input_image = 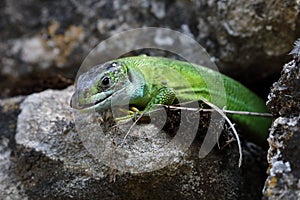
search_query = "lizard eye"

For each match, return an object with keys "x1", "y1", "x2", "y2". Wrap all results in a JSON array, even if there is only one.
[{"x1": 101, "y1": 76, "x2": 111, "y2": 87}]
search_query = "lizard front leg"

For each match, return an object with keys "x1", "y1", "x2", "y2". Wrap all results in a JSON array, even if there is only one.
[
  {"x1": 145, "y1": 87, "x2": 176, "y2": 110},
  {"x1": 115, "y1": 87, "x2": 175, "y2": 122}
]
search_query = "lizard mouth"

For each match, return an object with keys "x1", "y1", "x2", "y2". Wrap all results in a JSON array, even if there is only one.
[
  {"x1": 70, "y1": 92, "x2": 113, "y2": 111},
  {"x1": 92, "y1": 93, "x2": 113, "y2": 107}
]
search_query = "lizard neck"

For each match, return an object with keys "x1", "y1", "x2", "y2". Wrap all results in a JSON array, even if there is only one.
[{"x1": 126, "y1": 67, "x2": 152, "y2": 108}]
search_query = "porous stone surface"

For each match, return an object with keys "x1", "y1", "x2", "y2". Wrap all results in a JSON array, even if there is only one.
[
  {"x1": 0, "y1": 97, "x2": 27, "y2": 200},
  {"x1": 263, "y1": 40, "x2": 300, "y2": 199}
]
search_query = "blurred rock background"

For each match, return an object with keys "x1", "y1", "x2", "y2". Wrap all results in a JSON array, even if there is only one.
[{"x1": 0, "y1": 0, "x2": 299, "y2": 98}]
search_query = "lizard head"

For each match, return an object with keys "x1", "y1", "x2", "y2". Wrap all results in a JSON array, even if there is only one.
[{"x1": 70, "y1": 60, "x2": 131, "y2": 112}]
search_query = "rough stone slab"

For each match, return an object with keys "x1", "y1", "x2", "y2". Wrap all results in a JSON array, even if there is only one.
[
  {"x1": 0, "y1": 96, "x2": 28, "y2": 200},
  {"x1": 263, "y1": 41, "x2": 300, "y2": 199},
  {"x1": 2, "y1": 86, "x2": 267, "y2": 199}
]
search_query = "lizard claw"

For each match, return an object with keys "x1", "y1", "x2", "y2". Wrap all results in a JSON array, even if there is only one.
[
  {"x1": 118, "y1": 106, "x2": 140, "y2": 115},
  {"x1": 130, "y1": 106, "x2": 140, "y2": 113},
  {"x1": 114, "y1": 107, "x2": 141, "y2": 122}
]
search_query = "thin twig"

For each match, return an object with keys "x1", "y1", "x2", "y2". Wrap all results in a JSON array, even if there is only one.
[
  {"x1": 200, "y1": 99, "x2": 243, "y2": 167},
  {"x1": 158, "y1": 104, "x2": 272, "y2": 117},
  {"x1": 118, "y1": 101, "x2": 271, "y2": 167},
  {"x1": 120, "y1": 110, "x2": 146, "y2": 146}
]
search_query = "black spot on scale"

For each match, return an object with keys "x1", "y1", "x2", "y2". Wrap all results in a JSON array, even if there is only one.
[
  {"x1": 162, "y1": 80, "x2": 167, "y2": 85},
  {"x1": 106, "y1": 62, "x2": 118, "y2": 70}
]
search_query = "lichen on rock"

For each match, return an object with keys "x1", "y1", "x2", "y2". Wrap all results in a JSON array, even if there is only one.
[{"x1": 263, "y1": 39, "x2": 300, "y2": 199}]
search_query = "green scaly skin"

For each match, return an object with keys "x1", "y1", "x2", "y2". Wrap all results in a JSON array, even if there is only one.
[{"x1": 70, "y1": 56, "x2": 272, "y2": 145}]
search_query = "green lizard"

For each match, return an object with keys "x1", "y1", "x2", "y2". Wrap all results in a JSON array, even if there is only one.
[{"x1": 70, "y1": 56, "x2": 272, "y2": 145}]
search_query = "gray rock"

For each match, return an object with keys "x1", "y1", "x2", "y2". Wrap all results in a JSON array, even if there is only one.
[
  {"x1": 0, "y1": 97, "x2": 28, "y2": 200},
  {"x1": 0, "y1": 86, "x2": 268, "y2": 199},
  {"x1": 0, "y1": 137, "x2": 28, "y2": 200},
  {"x1": 263, "y1": 40, "x2": 300, "y2": 199}
]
